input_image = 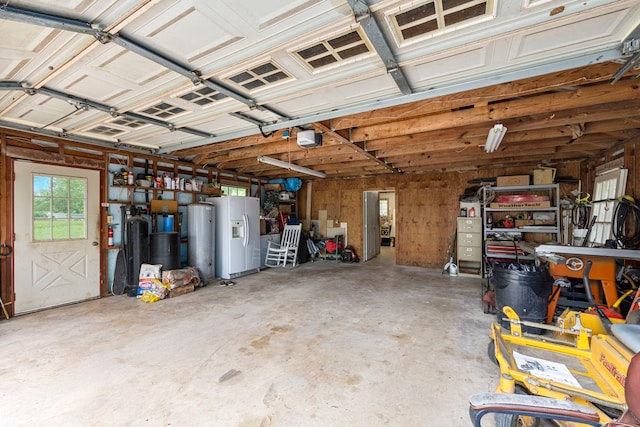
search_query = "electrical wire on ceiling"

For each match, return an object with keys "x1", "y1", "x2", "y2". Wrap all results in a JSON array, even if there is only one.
[{"x1": 258, "y1": 125, "x2": 275, "y2": 138}]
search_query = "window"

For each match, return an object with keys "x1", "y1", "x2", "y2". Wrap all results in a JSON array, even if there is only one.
[
  {"x1": 295, "y1": 29, "x2": 372, "y2": 70},
  {"x1": 87, "y1": 125, "x2": 126, "y2": 137},
  {"x1": 33, "y1": 174, "x2": 87, "y2": 241},
  {"x1": 221, "y1": 184, "x2": 248, "y2": 197},
  {"x1": 227, "y1": 61, "x2": 291, "y2": 91},
  {"x1": 379, "y1": 199, "x2": 389, "y2": 217},
  {"x1": 141, "y1": 102, "x2": 186, "y2": 119},
  {"x1": 389, "y1": 0, "x2": 492, "y2": 44},
  {"x1": 178, "y1": 86, "x2": 227, "y2": 106},
  {"x1": 110, "y1": 117, "x2": 147, "y2": 129},
  {"x1": 588, "y1": 168, "x2": 628, "y2": 246}
]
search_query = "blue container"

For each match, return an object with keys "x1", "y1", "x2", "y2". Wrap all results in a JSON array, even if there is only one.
[{"x1": 163, "y1": 215, "x2": 174, "y2": 232}]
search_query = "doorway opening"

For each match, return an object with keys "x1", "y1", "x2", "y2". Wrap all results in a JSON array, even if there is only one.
[
  {"x1": 362, "y1": 189, "x2": 396, "y2": 264},
  {"x1": 378, "y1": 191, "x2": 396, "y2": 265}
]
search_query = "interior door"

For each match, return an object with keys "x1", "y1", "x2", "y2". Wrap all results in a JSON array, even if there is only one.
[
  {"x1": 363, "y1": 191, "x2": 380, "y2": 261},
  {"x1": 14, "y1": 161, "x2": 100, "y2": 314}
]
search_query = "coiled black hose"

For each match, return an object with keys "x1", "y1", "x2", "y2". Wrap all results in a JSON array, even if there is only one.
[
  {"x1": 613, "y1": 197, "x2": 640, "y2": 249},
  {"x1": 572, "y1": 204, "x2": 589, "y2": 228}
]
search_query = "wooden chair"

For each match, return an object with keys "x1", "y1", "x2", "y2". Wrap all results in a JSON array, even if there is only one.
[{"x1": 264, "y1": 224, "x2": 302, "y2": 267}]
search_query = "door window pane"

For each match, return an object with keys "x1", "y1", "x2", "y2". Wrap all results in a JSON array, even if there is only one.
[
  {"x1": 33, "y1": 198, "x2": 51, "y2": 218},
  {"x1": 52, "y1": 220, "x2": 69, "y2": 239},
  {"x1": 33, "y1": 174, "x2": 87, "y2": 241},
  {"x1": 33, "y1": 176, "x2": 51, "y2": 196},
  {"x1": 69, "y1": 178, "x2": 86, "y2": 198},
  {"x1": 52, "y1": 177, "x2": 69, "y2": 197},
  {"x1": 33, "y1": 219, "x2": 52, "y2": 240},
  {"x1": 70, "y1": 219, "x2": 85, "y2": 239},
  {"x1": 53, "y1": 198, "x2": 69, "y2": 218}
]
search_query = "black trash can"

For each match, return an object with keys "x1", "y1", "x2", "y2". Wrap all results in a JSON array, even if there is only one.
[
  {"x1": 492, "y1": 263, "x2": 553, "y2": 334},
  {"x1": 150, "y1": 232, "x2": 181, "y2": 271},
  {"x1": 125, "y1": 214, "x2": 150, "y2": 297}
]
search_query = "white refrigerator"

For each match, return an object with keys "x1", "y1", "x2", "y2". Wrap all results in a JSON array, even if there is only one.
[{"x1": 207, "y1": 196, "x2": 261, "y2": 279}]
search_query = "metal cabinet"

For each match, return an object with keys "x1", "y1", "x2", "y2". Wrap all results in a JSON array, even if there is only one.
[{"x1": 457, "y1": 217, "x2": 483, "y2": 277}]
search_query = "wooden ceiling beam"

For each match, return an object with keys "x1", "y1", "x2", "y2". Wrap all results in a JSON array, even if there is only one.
[
  {"x1": 350, "y1": 78, "x2": 640, "y2": 142},
  {"x1": 329, "y1": 62, "x2": 621, "y2": 130},
  {"x1": 199, "y1": 138, "x2": 342, "y2": 164},
  {"x1": 361, "y1": 110, "x2": 640, "y2": 160},
  {"x1": 506, "y1": 100, "x2": 640, "y2": 133},
  {"x1": 387, "y1": 139, "x2": 611, "y2": 167},
  {"x1": 210, "y1": 145, "x2": 360, "y2": 168},
  {"x1": 397, "y1": 152, "x2": 587, "y2": 172},
  {"x1": 313, "y1": 122, "x2": 398, "y2": 173},
  {"x1": 373, "y1": 132, "x2": 613, "y2": 160},
  {"x1": 220, "y1": 150, "x2": 367, "y2": 171}
]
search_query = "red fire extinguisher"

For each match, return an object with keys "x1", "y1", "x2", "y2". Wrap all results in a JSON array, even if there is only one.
[{"x1": 108, "y1": 225, "x2": 114, "y2": 247}]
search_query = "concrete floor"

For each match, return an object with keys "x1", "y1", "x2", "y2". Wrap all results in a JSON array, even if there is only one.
[{"x1": 0, "y1": 247, "x2": 499, "y2": 426}]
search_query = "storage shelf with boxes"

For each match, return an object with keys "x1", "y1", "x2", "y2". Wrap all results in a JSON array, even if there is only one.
[
  {"x1": 482, "y1": 184, "x2": 560, "y2": 263},
  {"x1": 261, "y1": 184, "x2": 298, "y2": 235}
]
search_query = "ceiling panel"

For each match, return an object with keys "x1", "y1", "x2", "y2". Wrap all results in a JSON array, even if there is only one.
[
  {"x1": 136, "y1": 2, "x2": 242, "y2": 63},
  {"x1": 406, "y1": 46, "x2": 489, "y2": 88},
  {"x1": 513, "y1": 7, "x2": 630, "y2": 60},
  {"x1": 0, "y1": 0, "x2": 638, "y2": 179}
]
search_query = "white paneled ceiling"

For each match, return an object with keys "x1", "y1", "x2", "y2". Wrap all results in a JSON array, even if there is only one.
[{"x1": 0, "y1": 0, "x2": 639, "y2": 178}]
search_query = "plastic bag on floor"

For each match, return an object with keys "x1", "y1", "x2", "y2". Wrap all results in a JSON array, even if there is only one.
[
  {"x1": 137, "y1": 263, "x2": 163, "y2": 298},
  {"x1": 141, "y1": 280, "x2": 171, "y2": 303},
  {"x1": 162, "y1": 266, "x2": 201, "y2": 289}
]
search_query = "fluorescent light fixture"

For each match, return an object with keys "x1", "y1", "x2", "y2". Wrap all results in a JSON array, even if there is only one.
[
  {"x1": 257, "y1": 155, "x2": 326, "y2": 178},
  {"x1": 485, "y1": 124, "x2": 507, "y2": 153}
]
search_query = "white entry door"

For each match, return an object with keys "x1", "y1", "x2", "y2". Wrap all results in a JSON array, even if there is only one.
[
  {"x1": 362, "y1": 191, "x2": 380, "y2": 262},
  {"x1": 14, "y1": 161, "x2": 100, "y2": 314}
]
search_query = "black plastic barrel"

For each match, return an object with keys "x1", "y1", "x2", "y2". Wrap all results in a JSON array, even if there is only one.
[
  {"x1": 492, "y1": 263, "x2": 553, "y2": 334},
  {"x1": 126, "y1": 215, "x2": 150, "y2": 297},
  {"x1": 150, "y1": 232, "x2": 180, "y2": 271}
]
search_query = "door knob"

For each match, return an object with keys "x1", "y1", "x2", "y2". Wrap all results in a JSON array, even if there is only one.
[{"x1": 92, "y1": 241, "x2": 99, "y2": 246}]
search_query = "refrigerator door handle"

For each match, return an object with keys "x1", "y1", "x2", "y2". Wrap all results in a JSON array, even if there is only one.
[{"x1": 243, "y1": 214, "x2": 249, "y2": 247}]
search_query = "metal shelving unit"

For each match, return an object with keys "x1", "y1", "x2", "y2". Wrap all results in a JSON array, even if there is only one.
[{"x1": 482, "y1": 184, "x2": 561, "y2": 262}]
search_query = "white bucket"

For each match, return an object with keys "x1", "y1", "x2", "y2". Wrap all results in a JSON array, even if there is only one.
[
  {"x1": 449, "y1": 264, "x2": 458, "y2": 276},
  {"x1": 572, "y1": 229, "x2": 588, "y2": 246}
]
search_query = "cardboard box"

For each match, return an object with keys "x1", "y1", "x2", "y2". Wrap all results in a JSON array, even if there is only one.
[
  {"x1": 278, "y1": 203, "x2": 291, "y2": 213},
  {"x1": 265, "y1": 184, "x2": 282, "y2": 191},
  {"x1": 490, "y1": 201, "x2": 551, "y2": 209},
  {"x1": 168, "y1": 283, "x2": 195, "y2": 298},
  {"x1": 150, "y1": 199, "x2": 178, "y2": 213},
  {"x1": 260, "y1": 219, "x2": 267, "y2": 235},
  {"x1": 533, "y1": 168, "x2": 556, "y2": 185},
  {"x1": 515, "y1": 219, "x2": 535, "y2": 227},
  {"x1": 496, "y1": 175, "x2": 530, "y2": 187}
]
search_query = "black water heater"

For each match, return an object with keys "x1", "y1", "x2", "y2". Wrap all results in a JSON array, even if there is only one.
[{"x1": 125, "y1": 214, "x2": 149, "y2": 297}]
